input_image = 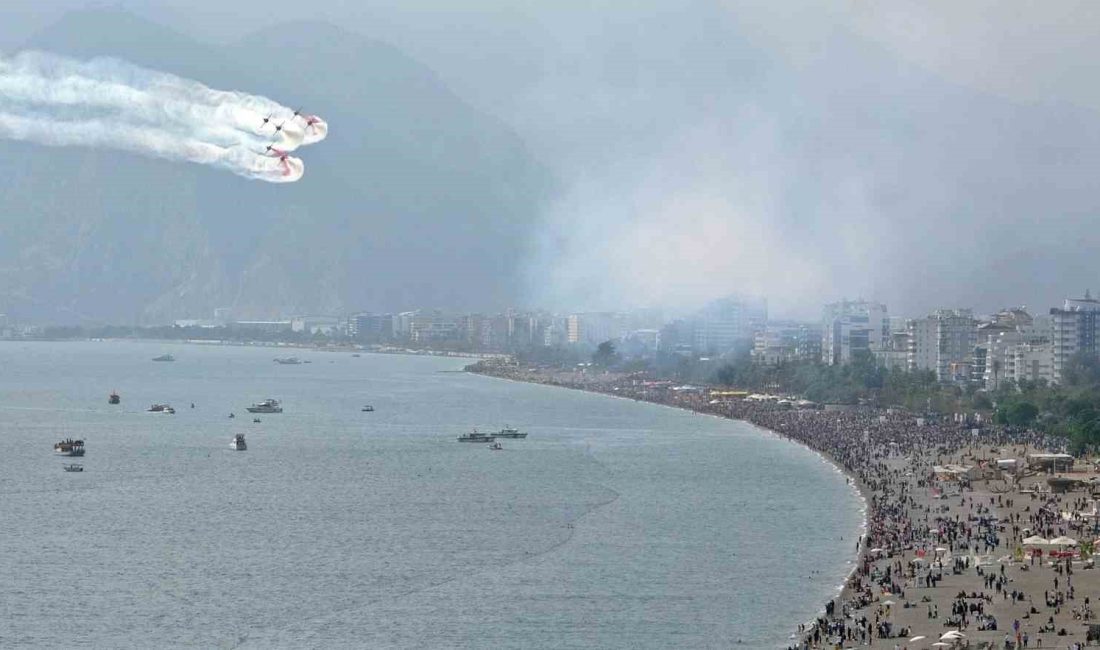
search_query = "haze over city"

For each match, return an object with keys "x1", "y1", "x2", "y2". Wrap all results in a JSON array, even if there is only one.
[{"x1": 0, "y1": 2, "x2": 1098, "y2": 322}]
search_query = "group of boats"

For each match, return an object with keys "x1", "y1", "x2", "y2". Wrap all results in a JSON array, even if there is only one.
[
  {"x1": 61, "y1": 390, "x2": 390, "y2": 471},
  {"x1": 458, "y1": 427, "x2": 528, "y2": 450}
]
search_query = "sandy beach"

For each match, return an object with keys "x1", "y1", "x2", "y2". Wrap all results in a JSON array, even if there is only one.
[{"x1": 470, "y1": 361, "x2": 1100, "y2": 650}]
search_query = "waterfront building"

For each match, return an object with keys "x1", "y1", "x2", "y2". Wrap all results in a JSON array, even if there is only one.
[
  {"x1": 752, "y1": 321, "x2": 822, "y2": 365},
  {"x1": 907, "y1": 309, "x2": 977, "y2": 382},
  {"x1": 566, "y1": 312, "x2": 624, "y2": 346},
  {"x1": 409, "y1": 311, "x2": 461, "y2": 344},
  {"x1": 1050, "y1": 294, "x2": 1100, "y2": 384},
  {"x1": 691, "y1": 295, "x2": 767, "y2": 357},
  {"x1": 821, "y1": 300, "x2": 888, "y2": 365}
]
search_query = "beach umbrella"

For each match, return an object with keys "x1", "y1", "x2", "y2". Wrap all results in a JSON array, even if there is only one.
[
  {"x1": 1023, "y1": 535, "x2": 1050, "y2": 545},
  {"x1": 931, "y1": 643, "x2": 951, "y2": 648},
  {"x1": 882, "y1": 599, "x2": 896, "y2": 606},
  {"x1": 940, "y1": 631, "x2": 965, "y2": 639},
  {"x1": 910, "y1": 635, "x2": 927, "y2": 642},
  {"x1": 1050, "y1": 535, "x2": 1078, "y2": 546}
]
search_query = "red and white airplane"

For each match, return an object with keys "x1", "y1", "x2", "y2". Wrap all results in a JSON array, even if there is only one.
[
  {"x1": 292, "y1": 109, "x2": 323, "y2": 132},
  {"x1": 262, "y1": 145, "x2": 293, "y2": 176}
]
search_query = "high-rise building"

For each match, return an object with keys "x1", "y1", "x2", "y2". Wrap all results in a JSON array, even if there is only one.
[
  {"x1": 566, "y1": 312, "x2": 624, "y2": 346},
  {"x1": 821, "y1": 300, "x2": 888, "y2": 365},
  {"x1": 907, "y1": 309, "x2": 977, "y2": 382},
  {"x1": 691, "y1": 295, "x2": 767, "y2": 356},
  {"x1": 1050, "y1": 294, "x2": 1100, "y2": 383}
]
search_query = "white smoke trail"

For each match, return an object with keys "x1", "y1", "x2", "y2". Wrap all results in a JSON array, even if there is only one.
[
  {"x1": 0, "y1": 111, "x2": 304, "y2": 182},
  {"x1": 0, "y1": 51, "x2": 326, "y2": 182}
]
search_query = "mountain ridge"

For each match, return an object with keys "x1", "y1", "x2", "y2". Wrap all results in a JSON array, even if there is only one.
[{"x1": 0, "y1": 9, "x2": 553, "y2": 324}]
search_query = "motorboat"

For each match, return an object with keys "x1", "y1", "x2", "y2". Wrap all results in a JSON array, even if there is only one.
[
  {"x1": 252, "y1": 418, "x2": 261, "y2": 423},
  {"x1": 152, "y1": 354, "x2": 175, "y2": 362},
  {"x1": 54, "y1": 439, "x2": 85, "y2": 456},
  {"x1": 273, "y1": 357, "x2": 302, "y2": 365},
  {"x1": 230, "y1": 433, "x2": 247, "y2": 451},
  {"x1": 496, "y1": 427, "x2": 527, "y2": 439},
  {"x1": 489, "y1": 442, "x2": 503, "y2": 451},
  {"x1": 63, "y1": 464, "x2": 84, "y2": 472},
  {"x1": 458, "y1": 430, "x2": 495, "y2": 443},
  {"x1": 362, "y1": 405, "x2": 374, "y2": 412},
  {"x1": 148, "y1": 404, "x2": 175, "y2": 414},
  {"x1": 108, "y1": 391, "x2": 120, "y2": 405},
  {"x1": 247, "y1": 399, "x2": 282, "y2": 414}
]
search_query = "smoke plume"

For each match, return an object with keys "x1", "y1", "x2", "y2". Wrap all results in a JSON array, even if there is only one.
[{"x1": 0, "y1": 50, "x2": 327, "y2": 182}]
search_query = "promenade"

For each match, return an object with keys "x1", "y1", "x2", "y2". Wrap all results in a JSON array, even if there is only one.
[{"x1": 471, "y1": 362, "x2": 1100, "y2": 650}]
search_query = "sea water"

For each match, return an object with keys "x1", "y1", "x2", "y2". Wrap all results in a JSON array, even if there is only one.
[{"x1": 0, "y1": 341, "x2": 862, "y2": 648}]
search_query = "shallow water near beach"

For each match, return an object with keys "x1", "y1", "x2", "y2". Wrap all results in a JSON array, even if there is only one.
[{"x1": 0, "y1": 341, "x2": 862, "y2": 648}]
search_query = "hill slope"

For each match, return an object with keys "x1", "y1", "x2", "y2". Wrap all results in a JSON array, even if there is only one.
[{"x1": 0, "y1": 10, "x2": 552, "y2": 323}]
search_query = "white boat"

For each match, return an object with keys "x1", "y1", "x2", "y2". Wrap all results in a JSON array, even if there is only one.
[
  {"x1": 496, "y1": 427, "x2": 527, "y2": 439},
  {"x1": 247, "y1": 399, "x2": 282, "y2": 414},
  {"x1": 54, "y1": 439, "x2": 85, "y2": 456},
  {"x1": 148, "y1": 403, "x2": 175, "y2": 414},
  {"x1": 230, "y1": 434, "x2": 247, "y2": 451}
]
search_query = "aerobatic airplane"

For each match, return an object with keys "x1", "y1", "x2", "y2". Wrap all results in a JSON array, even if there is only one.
[{"x1": 262, "y1": 146, "x2": 293, "y2": 176}]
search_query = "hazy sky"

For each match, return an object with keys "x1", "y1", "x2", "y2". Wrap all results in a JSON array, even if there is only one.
[{"x1": 3, "y1": 1, "x2": 1100, "y2": 320}]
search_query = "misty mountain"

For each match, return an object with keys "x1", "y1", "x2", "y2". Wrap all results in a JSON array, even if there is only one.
[{"x1": 0, "y1": 10, "x2": 553, "y2": 324}]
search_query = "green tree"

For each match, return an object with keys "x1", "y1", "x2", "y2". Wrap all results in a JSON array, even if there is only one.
[{"x1": 592, "y1": 340, "x2": 621, "y2": 368}]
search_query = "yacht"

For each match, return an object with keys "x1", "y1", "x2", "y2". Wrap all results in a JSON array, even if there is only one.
[
  {"x1": 63, "y1": 463, "x2": 84, "y2": 472},
  {"x1": 230, "y1": 433, "x2": 247, "y2": 451},
  {"x1": 458, "y1": 430, "x2": 495, "y2": 443},
  {"x1": 247, "y1": 399, "x2": 282, "y2": 414},
  {"x1": 108, "y1": 391, "x2": 120, "y2": 405},
  {"x1": 54, "y1": 439, "x2": 85, "y2": 456},
  {"x1": 496, "y1": 427, "x2": 528, "y2": 439},
  {"x1": 152, "y1": 354, "x2": 175, "y2": 362}
]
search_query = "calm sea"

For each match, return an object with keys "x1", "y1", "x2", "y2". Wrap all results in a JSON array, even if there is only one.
[{"x1": 0, "y1": 341, "x2": 862, "y2": 648}]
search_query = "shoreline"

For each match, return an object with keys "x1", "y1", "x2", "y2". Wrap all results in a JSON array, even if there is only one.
[
  {"x1": 466, "y1": 363, "x2": 1095, "y2": 649},
  {"x1": 468, "y1": 366, "x2": 872, "y2": 647}
]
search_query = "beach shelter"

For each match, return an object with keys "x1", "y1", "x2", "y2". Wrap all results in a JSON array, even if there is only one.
[{"x1": 1050, "y1": 535, "x2": 1078, "y2": 546}]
